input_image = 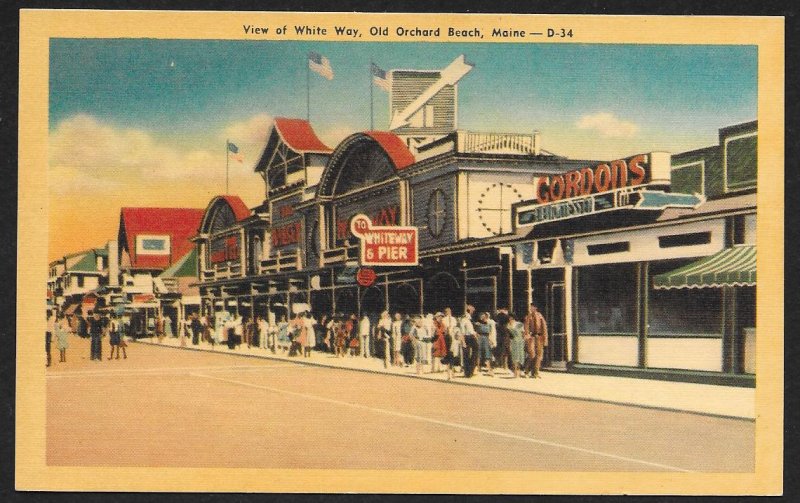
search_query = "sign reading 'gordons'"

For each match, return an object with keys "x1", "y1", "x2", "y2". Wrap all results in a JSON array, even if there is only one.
[
  {"x1": 516, "y1": 152, "x2": 676, "y2": 227},
  {"x1": 350, "y1": 214, "x2": 418, "y2": 266}
]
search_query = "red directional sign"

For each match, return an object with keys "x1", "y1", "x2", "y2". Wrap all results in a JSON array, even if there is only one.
[
  {"x1": 357, "y1": 268, "x2": 377, "y2": 287},
  {"x1": 350, "y1": 214, "x2": 418, "y2": 266}
]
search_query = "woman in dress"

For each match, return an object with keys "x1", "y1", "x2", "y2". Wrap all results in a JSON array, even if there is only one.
[
  {"x1": 507, "y1": 313, "x2": 526, "y2": 378},
  {"x1": 108, "y1": 313, "x2": 126, "y2": 360},
  {"x1": 431, "y1": 313, "x2": 448, "y2": 373},
  {"x1": 55, "y1": 313, "x2": 70, "y2": 362},
  {"x1": 391, "y1": 313, "x2": 403, "y2": 367}
]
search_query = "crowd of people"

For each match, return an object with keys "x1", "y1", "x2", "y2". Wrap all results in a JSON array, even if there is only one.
[
  {"x1": 45, "y1": 308, "x2": 128, "y2": 366},
  {"x1": 46, "y1": 302, "x2": 549, "y2": 381},
  {"x1": 173, "y1": 303, "x2": 549, "y2": 380}
]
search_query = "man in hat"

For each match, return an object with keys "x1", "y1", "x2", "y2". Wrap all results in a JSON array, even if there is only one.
[
  {"x1": 523, "y1": 303, "x2": 548, "y2": 378},
  {"x1": 87, "y1": 311, "x2": 104, "y2": 361}
]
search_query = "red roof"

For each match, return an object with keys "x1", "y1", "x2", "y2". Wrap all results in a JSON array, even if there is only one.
[
  {"x1": 274, "y1": 117, "x2": 332, "y2": 153},
  {"x1": 217, "y1": 195, "x2": 251, "y2": 222},
  {"x1": 119, "y1": 207, "x2": 205, "y2": 270},
  {"x1": 364, "y1": 131, "x2": 415, "y2": 170}
]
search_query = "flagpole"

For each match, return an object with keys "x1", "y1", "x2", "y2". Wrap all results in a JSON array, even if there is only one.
[
  {"x1": 225, "y1": 139, "x2": 229, "y2": 195},
  {"x1": 369, "y1": 61, "x2": 374, "y2": 130}
]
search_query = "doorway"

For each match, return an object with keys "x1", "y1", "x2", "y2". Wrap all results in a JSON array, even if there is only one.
[{"x1": 545, "y1": 281, "x2": 567, "y2": 368}]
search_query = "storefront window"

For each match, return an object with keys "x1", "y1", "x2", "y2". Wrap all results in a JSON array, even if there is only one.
[
  {"x1": 577, "y1": 263, "x2": 638, "y2": 335},
  {"x1": 648, "y1": 261, "x2": 722, "y2": 336}
]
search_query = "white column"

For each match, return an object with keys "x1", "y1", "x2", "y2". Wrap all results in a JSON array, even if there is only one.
[{"x1": 564, "y1": 265, "x2": 573, "y2": 363}]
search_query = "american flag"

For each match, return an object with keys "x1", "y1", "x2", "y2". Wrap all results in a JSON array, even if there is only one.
[
  {"x1": 308, "y1": 51, "x2": 334, "y2": 80},
  {"x1": 227, "y1": 142, "x2": 243, "y2": 163},
  {"x1": 370, "y1": 63, "x2": 391, "y2": 92}
]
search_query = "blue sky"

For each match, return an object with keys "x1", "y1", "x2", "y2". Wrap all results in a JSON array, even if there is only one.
[
  {"x1": 50, "y1": 39, "x2": 757, "y2": 153},
  {"x1": 48, "y1": 39, "x2": 757, "y2": 258}
]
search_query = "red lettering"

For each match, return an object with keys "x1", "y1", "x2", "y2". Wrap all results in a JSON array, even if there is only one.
[
  {"x1": 610, "y1": 159, "x2": 628, "y2": 189},
  {"x1": 628, "y1": 154, "x2": 647, "y2": 185},
  {"x1": 564, "y1": 170, "x2": 581, "y2": 198},
  {"x1": 549, "y1": 175, "x2": 565, "y2": 201},
  {"x1": 579, "y1": 167, "x2": 594, "y2": 195},
  {"x1": 535, "y1": 177, "x2": 550, "y2": 203},
  {"x1": 594, "y1": 164, "x2": 611, "y2": 193}
]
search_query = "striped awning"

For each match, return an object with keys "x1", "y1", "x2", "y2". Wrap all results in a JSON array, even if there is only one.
[{"x1": 653, "y1": 245, "x2": 756, "y2": 289}]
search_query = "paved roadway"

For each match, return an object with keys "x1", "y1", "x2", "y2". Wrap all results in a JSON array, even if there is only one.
[{"x1": 46, "y1": 336, "x2": 754, "y2": 472}]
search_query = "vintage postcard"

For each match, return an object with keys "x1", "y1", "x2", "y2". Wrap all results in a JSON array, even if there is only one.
[{"x1": 17, "y1": 10, "x2": 783, "y2": 494}]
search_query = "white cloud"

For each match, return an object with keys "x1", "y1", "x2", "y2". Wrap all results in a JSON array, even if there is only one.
[
  {"x1": 48, "y1": 114, "x2": 273, "y2": 187},
  {"x1": 220, "y1": 113, "x2": 273, "y2": 145},
  {"x1": 317, "y1": 123, "x2": 357, "y2": 149},
  {"x1": 575, "y1": 112, "x2": 639, "y2": 139}
]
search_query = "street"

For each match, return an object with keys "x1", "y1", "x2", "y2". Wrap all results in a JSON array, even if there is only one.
[{"x1": 46, "y1": 335, "x2": 754, "y2": 472}]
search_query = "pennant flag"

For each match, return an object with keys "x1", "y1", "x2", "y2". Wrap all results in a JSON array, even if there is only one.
[
  {"x1": 227, "y1": 142, "x2": 244, "y2": 163},
  {"x1": 308, "y1": 51, "x2": 334, "y2": 80},
  {"x1": 371, "y1": 63, "x2": 391, "y2": 92}
]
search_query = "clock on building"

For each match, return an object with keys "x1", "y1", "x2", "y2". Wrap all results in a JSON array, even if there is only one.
[
  {"x1": 476, "y1": 183, "x2": 525, "y2": 236},
  {"x1": 425, "y1": 189, "x2": 448, "y2": 238}
]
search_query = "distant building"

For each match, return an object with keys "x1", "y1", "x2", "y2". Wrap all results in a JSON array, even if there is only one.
[
  {"x1": 117, "y1": 207, "x2": 204, "y2": 335},
  {"x1": 48, "y1": 244, "x2": 110, "y2": 316}
]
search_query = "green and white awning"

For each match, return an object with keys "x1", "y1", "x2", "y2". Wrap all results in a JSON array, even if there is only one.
[{"x1": 653, "y1": 245, "x2": 756, "y2": 289}]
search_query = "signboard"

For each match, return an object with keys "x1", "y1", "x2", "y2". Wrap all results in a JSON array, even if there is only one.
[
  {"x1": 136, "y1": 234, "x2": 171, "y2": 255},
  {"x1": 514, "y1": 152, "x2": 704, "y2": 227},
  {"x1": 516, "y1": 186, "x2": 704, "y2": 227},
  {"x1": 350, "y1": 214, "x2": 418, "y2": 266},
  {"x1": 357, "y1": 268, "x2": 377, "y2": 287},
  {"x1": 533, "y1": 152, "x2": 671, "y2": 203}
]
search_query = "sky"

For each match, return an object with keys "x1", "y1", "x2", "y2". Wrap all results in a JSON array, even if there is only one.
[{"x1": 48, "y1": 39, "x2": 757, "y2": 260}]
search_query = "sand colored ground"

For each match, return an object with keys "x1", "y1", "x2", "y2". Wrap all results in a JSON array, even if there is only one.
[{"x1": 46, "y1": 335, "x2": 754, "y2": 472}]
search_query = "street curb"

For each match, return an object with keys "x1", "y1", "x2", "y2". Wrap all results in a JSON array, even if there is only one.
[{"x1": 134, "y1": 339, "x2": 755, "y2": 422}]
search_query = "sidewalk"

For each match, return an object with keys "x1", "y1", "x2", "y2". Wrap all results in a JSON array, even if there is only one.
[{"x1": 137, "y1": 336, "x2": 755, "y2": 420}]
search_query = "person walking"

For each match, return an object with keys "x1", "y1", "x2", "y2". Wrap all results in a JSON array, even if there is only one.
[
  {"x1": 507, "y1": 312, "x2": 526, "y2": 378},
  {"x1": 377, "y1": 311, "x2": 392, "y2": 368},
  {"x1": 188, "y1": 313, "x2": 201, "y2": 346},
  {"x1": 334, "y1": 315, "x2": 347, "y2": 357},
  {"x1": 347, "y1": 314, "x2": 359, "y2": 357},
  {"x1": 390, "y1": 312, "x2": 403, "y2": 367},
  {"x1": 303, "y1": 312, "x2": 316, "y2": 357},
  {"x1": 108, "y1": 313, "x2": 127, "y2": 360},
  {"x1": 46, "y1": 310, "x2": 54, "y2": 367},
  {"x1": 179, "y1": 314, "x2": 189, "y2": 347},
  {"x1": 88, "y1": 311, "x2": 104, "y2": 361},
  {"x1": 358, "y1": 314, "x2": 371, "y2": 358},
  {"x1": 524, "y1": 303, "x2": 549, "y2": 378},
  {"x1": 431, "y1": 312, "x2": 448, "y2": 373},
  {"x1": 257, "y1": 315, "x2": 269, "y2": 350},
  {"x1": 459, "y1": 305, "x2": 479, "y2": 378},
  {"x1": 494, "y1": 308, "x2": 511, "y2": 372},
  {"x1": 55, "y1": 313, "x2": 70, "y2": 363},
  {"x1": 155, "y1": 314, "x2": 165, "y2": 344},
  {"x1": 164, "y1": 314, "x2": 174, "y2": 339},
  {"x1": 400, "y1": 315, "x2": 414, "y2": 366},
  {"x1": 477, "y1": 312, "x2": 496, "y2": 376},
  {"x1": 232, "y1": 314, "x2": 244, "y2": 349},
  {"x1": 411, "y1": 316, "x2": 428, "y2": 374}
]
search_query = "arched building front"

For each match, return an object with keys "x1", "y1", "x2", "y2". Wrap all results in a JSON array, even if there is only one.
[{"x1": 196, "y1": 118, "x2": 590, "y2": 321}]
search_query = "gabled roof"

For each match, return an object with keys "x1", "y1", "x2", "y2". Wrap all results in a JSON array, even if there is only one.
[
  {"x1": 159, "y1": 247, "x2": 198, "y2": 278},
  {"x1": 273, "y1": 117, "x2": 332, "y2": 154},
  {"x1": 69, "y1": 250, "x2": 103, "y2": 273},
  {"x1": 364, "y1": 131, "x2": 415, "y2": 170},
  {"x1": 119, "y1": 207, "x2": 204, "y2": 270}
]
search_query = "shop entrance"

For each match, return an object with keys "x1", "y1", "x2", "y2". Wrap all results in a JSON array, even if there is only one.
[
  {"x1": 389, "y1": 282, "x2": 420, "y2": 316},
  {"x1": 545, "y1": 281, "x2": 567, "y2": 368},
  {"x1": 360, "y1": 286, "x2": 385, "y2": 318}
]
